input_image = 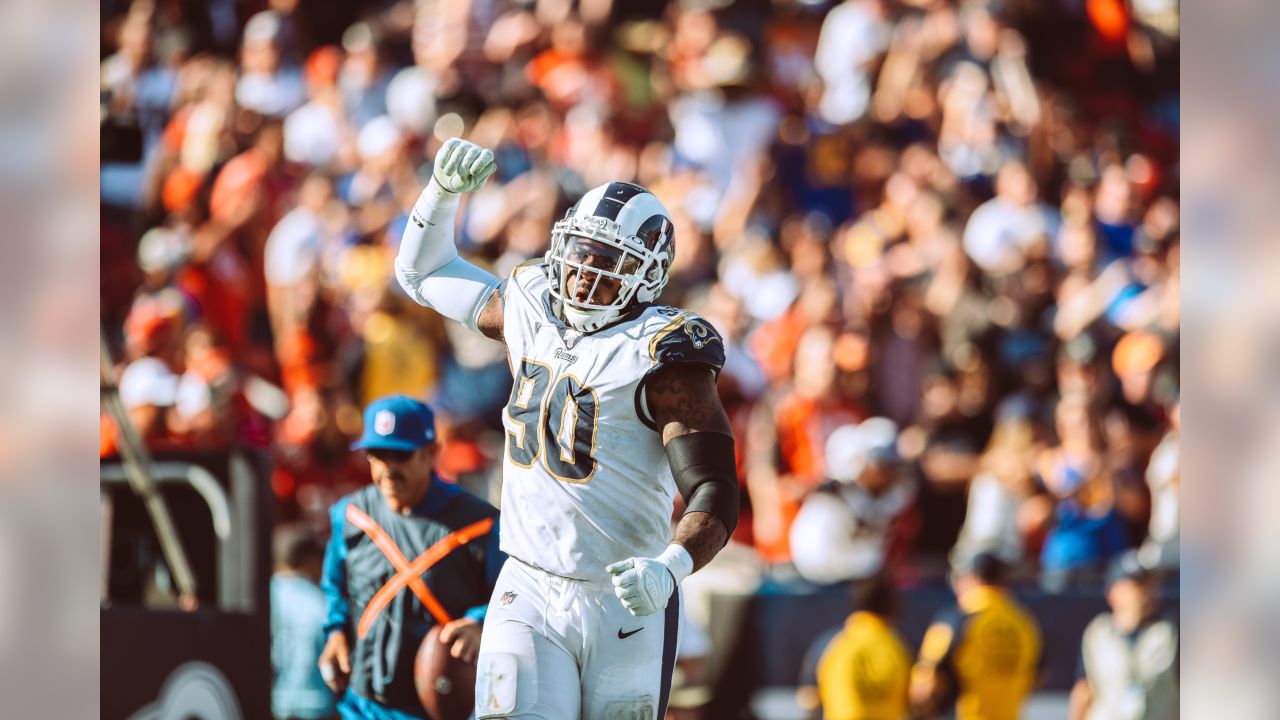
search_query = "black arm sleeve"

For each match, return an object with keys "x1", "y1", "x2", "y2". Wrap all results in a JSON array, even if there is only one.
[{"x1": 665, "y1": 431, "x2": 739, "y2": 538}]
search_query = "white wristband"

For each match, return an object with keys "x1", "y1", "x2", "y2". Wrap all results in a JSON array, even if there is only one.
[{"x1": 656, "y1": 544, "x2": 695, "y2": 585}]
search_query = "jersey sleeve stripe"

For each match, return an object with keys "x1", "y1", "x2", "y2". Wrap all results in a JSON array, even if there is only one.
[{"x1": 648, "y1": 311, "x2": 691, "y2": 363}]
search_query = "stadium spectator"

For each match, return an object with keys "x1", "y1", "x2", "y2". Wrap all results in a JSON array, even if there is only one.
[
  {"x1": 812, "y1": 0, "x2": 890, "y2": 126},
  {"x1": 271, "y1": 526, "x2": 337, "y2": 720},
  {"x1": 910, "y1": 551, "x2": 1042, "y2": 720},
  {"x1": 338, "y1": 22, "x2": 392, "y2": 129},
  {"x1": 952, "y1": 398, "x2": 1038, "y2": 566},
  {"x1": 264, "y1": 172, "x2": 338, "y2": 340},
  {"x1": 1141, "y1": 402, "x2": 1179, "y2": 569},
  {"x1": 283, "y1": 47, "x2": 349, "y2": 170},
  {"x1": 1069, "y1": 550, "x2": 1178, "y2": 720},
  {"x1": 236, "y1": 11, "x2": 305, "y2": 118},
  {"x1": 116, "y1": 353, "x2": 178, "y2": 444},
  {"x1": 962, "y1": 161, "x2": 1059, "y2": 276},
  {"x1": 134, "y1": 226, "x2": 193, "y2": 300},
  {"x1": 813, "y1": 575, "x2": 911, "y2": 720},
  {"x1": 168, "y1": 322, "x2": 239, "y2": 447},
  {"x1": 791, "y1": 418, "x2": 917, "y2": 585},
  {"x1": 1029, "y1": 395, "x2": 1131, "y2": 592},
  {"x1": 748, "y1": 325, "x2": 865, "y2": 564}
]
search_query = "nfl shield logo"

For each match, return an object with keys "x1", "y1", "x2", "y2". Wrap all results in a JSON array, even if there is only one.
[
  {"x1": 501, "y1": 591, "x2": 517, "y2": 606},
  {"x1": 374, "y1": 409, "x2": 396, "y2": 436}
]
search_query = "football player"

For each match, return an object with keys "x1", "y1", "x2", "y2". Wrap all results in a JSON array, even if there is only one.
[{"x1": 394, "y1": 138, "x2": 739, "y2": 719}]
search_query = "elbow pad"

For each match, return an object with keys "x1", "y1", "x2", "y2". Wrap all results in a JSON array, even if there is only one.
[{"x1": 665, "y1": 431, "x2": 739, "y2": 539}]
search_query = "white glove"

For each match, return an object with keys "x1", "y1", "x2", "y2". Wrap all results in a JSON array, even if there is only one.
[
  {"x1": 432, "y1": 137, "x2": 497, "y2": 194},
  {"x1": 606, "y1": 545, "x2": 694, "y2": 617}
]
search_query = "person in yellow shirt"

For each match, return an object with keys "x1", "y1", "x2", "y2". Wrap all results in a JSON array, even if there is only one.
[
  {"x1": 910, "y1": 551, "x2": 1042, "y2": 720},
  {"x1": 816, "y1": 575, "x2": 912, "y2": 720},
  {"x1": 358, "y1": 290, "x2": 439, "y2": 407}
]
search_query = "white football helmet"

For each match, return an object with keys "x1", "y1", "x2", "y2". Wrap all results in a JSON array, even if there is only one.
[{"x1": 545, "y1": 182, "x2": 675, "y2": 333}]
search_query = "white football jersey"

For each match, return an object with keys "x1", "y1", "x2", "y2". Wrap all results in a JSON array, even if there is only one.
[{"x1": 496, "y1": 262, "x2": 725, "y2": 582}]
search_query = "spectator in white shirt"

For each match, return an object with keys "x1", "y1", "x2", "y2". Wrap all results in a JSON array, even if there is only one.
[
  {"x1": 791, "y1": 418, "x2": 916, "y2": 584},
  {"x1": 813, "y1": 0, "x2": 891, "y2": 125},
  {"x1": 963, "y1": 161, "x2": 1060, "y2": 274}
]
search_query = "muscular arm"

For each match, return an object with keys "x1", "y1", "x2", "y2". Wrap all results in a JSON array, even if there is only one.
[
  {"x1": 646, "y1": 362, "x2": 736, "y2": 572},
  {"x1": 474, "y1": 286, "x2": 504, "y2": 343},
  {"x1": 672, "y1": 514, "x2": 725, "y2": 573}
]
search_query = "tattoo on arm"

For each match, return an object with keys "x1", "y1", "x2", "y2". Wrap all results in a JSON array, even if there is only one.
[
  {"x1": 673, "y1": 511, "x2": 728, "y2": 572},
  {"x1": 475, "y1": 287, "x2": 505, "y2": 343},
  {"x1": 647, "y1": 363, "x2": 735, "y2": 570},
  {"x1": 645, "y1": 363, "x2": 732, "y2": 443}
]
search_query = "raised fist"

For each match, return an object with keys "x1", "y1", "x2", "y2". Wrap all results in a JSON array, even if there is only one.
[{"x1": 432, "y1": 137, "x2": 497, "y2": 194}]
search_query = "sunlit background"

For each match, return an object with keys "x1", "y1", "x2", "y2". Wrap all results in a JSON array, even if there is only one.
[
  {"x1": 90, "y1": 0, "x2": 1192, "y2": 717},
  {"x1": 8, "y1": 0, "x2": 1266, "y2": 717}
]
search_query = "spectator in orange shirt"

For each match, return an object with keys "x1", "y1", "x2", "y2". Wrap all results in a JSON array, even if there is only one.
[
  {"x1": 525, "y1": 15, "x2": 616, "y2": 111},
  {"x1": 174, "y1": 224, "x2": 252, "y2": 360},
  {"x1": 749, "y1": 325, "x2": 865, "y2": 563},
  {"x1": 210, "y1": 119, "x2": 288, "y2": 236},
  {"x1": 750, "y1": 276, "x2": 841, "y2": 386}
]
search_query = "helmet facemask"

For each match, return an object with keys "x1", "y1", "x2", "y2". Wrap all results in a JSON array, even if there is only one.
[{"x1": 546, "y1": 214, "x2": 668, "y2": 333}]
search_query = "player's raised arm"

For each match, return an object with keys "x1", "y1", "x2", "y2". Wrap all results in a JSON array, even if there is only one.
[
  {"x1": 394, "y1": 137, "x2": 505, "y2": 342},
  {"x1": 608, "y1": 357, "x2": 739, "y2": 617}
]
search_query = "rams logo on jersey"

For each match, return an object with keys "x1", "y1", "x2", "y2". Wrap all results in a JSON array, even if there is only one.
[
  {"x1": 651, "y1": 312, "x2": 726, "y2": 370},
  {"x1": 683, "y1": 318, "x2": 719, "y2": 350}
]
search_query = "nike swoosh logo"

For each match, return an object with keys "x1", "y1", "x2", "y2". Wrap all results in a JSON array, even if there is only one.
[{"x1": 618, "y1": 627, "x2": 643, "y2": 639}]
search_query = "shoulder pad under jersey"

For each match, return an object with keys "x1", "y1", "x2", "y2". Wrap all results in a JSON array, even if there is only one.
[
  {"x1": 648, "y1": 310, "x2": 726, "y2": 373},
  {"x1": 507, "y1": 258, "x2": 548, "y2": 290},
  {"x1": 502, "y1": 259, "x2": 555, "y2": 317}
]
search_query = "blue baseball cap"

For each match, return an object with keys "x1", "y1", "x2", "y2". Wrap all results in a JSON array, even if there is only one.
[{"x1": 350, "y1": 394, "x2": 437, "y2": 452}]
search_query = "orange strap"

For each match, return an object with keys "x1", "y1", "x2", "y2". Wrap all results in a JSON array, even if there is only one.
[{"x1": 345, "y1": 504, "x2": 494, "y2": 639}]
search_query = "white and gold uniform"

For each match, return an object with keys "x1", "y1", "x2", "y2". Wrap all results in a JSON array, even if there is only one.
[{"x1": 476, "y1": 261, "x2": 724, "y2": 719}]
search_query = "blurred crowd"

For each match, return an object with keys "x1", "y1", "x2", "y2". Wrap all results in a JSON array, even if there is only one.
[{"x1": 100, "y1": 0, "x2": 1178, "y2": 630}]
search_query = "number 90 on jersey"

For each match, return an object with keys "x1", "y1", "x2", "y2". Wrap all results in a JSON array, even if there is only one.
[{"x1": 505, "y1": 359, "x2": 600, "y2": 483}]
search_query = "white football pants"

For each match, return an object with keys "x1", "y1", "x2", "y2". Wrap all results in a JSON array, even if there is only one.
[{"x1": 474, "y1": 557, "x2": 681, "y2": 719}]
